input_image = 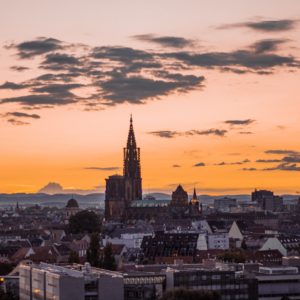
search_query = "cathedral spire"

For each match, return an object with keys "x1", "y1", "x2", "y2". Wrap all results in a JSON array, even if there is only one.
[
  {"x1": 192, "y1": 188, "x2": 197, "y2": 200},
  {"x1": 124, "y1": 115, "x2": 141, "y2": 178},
  {"x1": 191, "y1": 187, "x2": 199, "y2": 206},
  {"x1": 127, "y1": 114, "x2": 136, "y2": 149},
  {"x1": 123, "y1": 115, "x2": 142, "y2": 201}
]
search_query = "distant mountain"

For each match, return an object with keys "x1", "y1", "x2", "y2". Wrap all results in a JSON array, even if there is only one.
[
  {"x1": 146, "y1": 193, "x2": 171, "y2": 200},
  {"x1": 0, "y1": 192, "x2": 298, "y2": 209},
  {"x1": 0, "y1": 193, "x2": 105, "y2": 209},
  {"x1": 38, "y1": 182, "x2": 100, "y2": 195}
]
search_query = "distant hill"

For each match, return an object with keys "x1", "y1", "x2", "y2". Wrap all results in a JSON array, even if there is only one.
[
  {"x1": 0, "y1": 192, "x2": 298, "y2": 209},
  {"x1": 0, "y1": 193, "x2": 105, "y2": 209}
]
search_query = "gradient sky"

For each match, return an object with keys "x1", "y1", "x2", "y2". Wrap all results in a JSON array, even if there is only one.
[{"x1": 0, "y1": 0, "x2": 300, "y2": 194}]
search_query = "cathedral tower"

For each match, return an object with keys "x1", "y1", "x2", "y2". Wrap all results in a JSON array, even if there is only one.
[{"x1": 123, "y1": 115, "x2": 142, "y2": 203}]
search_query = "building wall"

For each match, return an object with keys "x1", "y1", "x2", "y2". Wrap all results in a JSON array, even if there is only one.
[
  {"x1": 257, "y1": 274, "x2": 300, "y2": 299},
  {"x1": 166, "y1": 268, "x2": 258, "y2": 300},
  {"x1": 207, "y1": 234, "x2": 229, "y2": 250},
  {"x1": 98, "y1": 274, "x2": 124, "y2": 300},
  {"x1": 19, "y1": 265, "x2": 84, "y2": 300}
]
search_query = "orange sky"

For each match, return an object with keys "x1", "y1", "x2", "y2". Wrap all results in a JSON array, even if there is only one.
[{"x1": 0, "y1": 0, "x2": 300, "y2": 194}]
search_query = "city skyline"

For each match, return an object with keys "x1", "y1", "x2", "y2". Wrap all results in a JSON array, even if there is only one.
[{"x1": 1, "y1": 0, "x2": 300, "y2": 194}]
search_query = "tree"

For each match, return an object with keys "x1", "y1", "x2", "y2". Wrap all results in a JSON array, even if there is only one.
[
  {"x1": 0, "y1": 288, "x2": 18, "y2": 300},
  {"x1": 87, "y1": 233, "x2": 101, "y2": 267},
  {"x1": 0, "y1": 264, "x2": 14, "y2": 276},
  {"x1": 69, "y1": 210, "x2": 101, "y2": 234},
  {"x1": 217, "y1": 251, "x2": 246, "y2": 263},
  {"x1": 160, "y1": 289, "x2": 220, "y2": 300},
  {"x1": 241, "y1": 240, "x2": 247, "y2": 250},
  {"x1": 68, "y1": 251, "x2": 80, "y2": 264},
  {"x1": 101, "y1": 243, "x2": 116, "y2": 271}
]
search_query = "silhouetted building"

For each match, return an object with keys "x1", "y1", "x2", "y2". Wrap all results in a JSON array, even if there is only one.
[
  {"x1": 170, "y1": 185, "x2": 188, "y2": 207},
  {"x1": 105, "y1": 117, "x2": 201, "y2": 221},
  {"x1": 65, "y1": 198, "x2": 80, "y2": 223},
  {"x1": 214, "y1": 197, "x2": 237, "y2": 212},
  {"x1": 251, "y1": 189, "x2": 283, "y2": 212},
  {"x1": 105, "y1": 116, "x2": 142, "y2": 220},
  {"x1": 123, "y1": 115, "x2": 142, "y2": 203}
]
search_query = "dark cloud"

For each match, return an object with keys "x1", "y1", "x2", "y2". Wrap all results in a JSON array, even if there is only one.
[
  {"x1": 92, "y1": 46, "x2": 153, "y2": 63},
  {"x1": 35, "y1": 73, "x2": 81, "y2": 83},
  {"x1": 10, "y1": 66, "x2": 29, "y2": 72},
  {"x1": 133, "y1": 34, "x2": 194, "y2": 48},
  {"x1": 148, "y1": 130, "x2": 179, "y2": 138},
  {"x1": 188, "y1": 129, "x2": 227, "y2": 137},
  {"x1": 41, "y1": 53, "x2": 81, "y2": 70},
  {"x1": 194, "y1": 162, "x2": 205, "y2": 167},
  {"x1": 165, "y1": 50, "x2": 297, "y2": 73},
  {"x1": 216, "y1": 159, "x2": 250, "y2": 166},
  {"x1": 254, "y1": 149, "x2": 300, "y2": 172},
  {"x1": 172, "y1": 164, "x2": 181, "y2": 168},
  {"x1": 264, "y1": 163, "x2": 300, "y2": 172},
  {"x1": 1, "y1": 94, "x2": 77, "y2": 107},
  {"x1": 282, "y1": 155, "x2": 300, "y2": 163},
  {"x1": 5, "y1": 112, "x2": 40, "y2": 119},
  {"x1": 31, "y1": 83, "x2": 83, "y2": 94},
  {"x1": 256, "y1": 155, "x2": 300, "y2": 164},
  {"x1": 2, "y1": 35, "x2": 299, "y2": 114},
  {"x1": 84, "y1": 166, "x2": 120, "y2": 171},
  {"x1": 265, "y1": 149, "x2": 300, "y2": 155},
  {"x1": 0, "y1": 81, "x2": 28, "y2": 90},
  {"x1": 239, "y1": 131, "x2": 254, "y2": 135},
  {"x1": 251, "y1": 39, "x2": 288, "y2": 54},
  {"x1": 100, "y1": 74, "x2": 204, "y2": 104},
  {"x1": 242, "y1": 167, "x2": 257, "y2": 171},
  {"x1": 256, "y1": 159, "x2": 282, "y2": 163},
  {"x1": 148, "y1": 128, "x2": 227, "y2": 138},
  {"x1": 224, "y1": 119, "x2": 255, "y2": 126},
  {"x1": 10, "y1": 37, "x2": 63, "y2": 58},
  {"x1": 1, "y1": 83, "x2": 82, "y2": 108},
  {"x1": 219, "y1": 19, "x2": 298, "y2": 32},
  {"x1": 7, "y1": 118, "x2": 29, "y2": 126}
]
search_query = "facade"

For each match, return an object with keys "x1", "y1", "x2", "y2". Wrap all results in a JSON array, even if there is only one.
[
  {"x1": 19, "y1": 262, "x2": 124, "y2": 300},
  {"x1": 165, "y1": 267, "x2": 258, "y2": 300},
  {"x1": 255, "y1": 266, "x2": 300, "y2": 299},
  {"x1": 141, "y1": 232, "x2": 200, "y2": 263},
  {"x1": 207, "y1": 233, "x2": 230, "y2": 250},
  {"x1": 19, "y1": 262, "x2": 165, "y2": 300}
]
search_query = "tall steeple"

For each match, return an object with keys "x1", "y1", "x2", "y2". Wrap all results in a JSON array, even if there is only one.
[
  {"x1": 123, "y1": 116, "x2": 142, "y2": 202},
  {"x1": 126, "y1": 114, "x2": 137, "y2": 150},
  {"x1": 191, "y1": 187, "x2": 199, "y2": 206}
]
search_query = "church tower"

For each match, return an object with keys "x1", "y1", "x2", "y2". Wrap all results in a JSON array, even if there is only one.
[
  {"x1": 190, "y1": 188, "x2": 199, "y2": 207},
  {"x1": 123, "y1": 115, "x2": 142, "y2": 203}
]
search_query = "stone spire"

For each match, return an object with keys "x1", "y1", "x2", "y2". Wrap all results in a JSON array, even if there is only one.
[
  {"x1": 123, "y1": 116, "x2": 142, "y2": 201},
  {"x1": 191, "y1": 187, "x2": 199, "y2": 206}
]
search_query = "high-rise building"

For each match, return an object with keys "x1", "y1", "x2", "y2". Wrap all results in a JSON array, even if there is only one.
[{"x1": 251, "y1": 189, "x2": 283, "y2": 212}]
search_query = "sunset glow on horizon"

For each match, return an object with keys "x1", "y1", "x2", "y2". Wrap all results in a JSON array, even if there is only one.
[{"x1": 1, "y1": 0, "x2": 300, "y2": 195}]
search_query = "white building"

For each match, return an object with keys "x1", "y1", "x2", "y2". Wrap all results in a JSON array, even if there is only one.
[
  {"x1": 207, "y1": 233, "x2": 229, "y2": 250},
  {"x1": 260, "y1": 237, "x2": 287, "y2": 256},
  {"x1": 19, "y1": 262, "x2": 124, "y2": 300},
  {"x1": 104, "y1": 232, "x2": 152, "y2": 249}
]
